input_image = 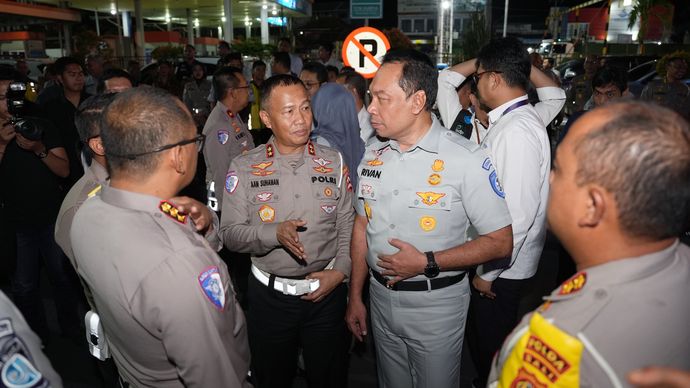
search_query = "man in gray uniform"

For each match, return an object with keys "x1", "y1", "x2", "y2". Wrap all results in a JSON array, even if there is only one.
[
  {"x1": 345, "y1": 50, "x2": 513, "y2": 388},
  {"x1": 0, "y1": 290, "x2": 62, "y2": 387},
  {"x1": 203, "y1": 66, "x2": 254, "y2": 211},
  {"x1": 55, "y1": 94, "x2": 113, "y2": 273},
  {"x1": 488, "y1": 101, "x2": 690, "y2": 387},
  {"x1": 70, "y1": 87, "x2": 251, "y2": 387},
  {"x1": 220, "y1": 74, "x2": 354, "y2": 388}
]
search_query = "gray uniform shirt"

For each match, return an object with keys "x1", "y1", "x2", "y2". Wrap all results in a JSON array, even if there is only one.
[
  {"x1": 0, "y1": 290, "x2": 63, "y2": 387},
  {"x1": 488, "y1": 241, "x2": 690, "y2": 387},
  {"x1": 55, "y1": 160, "x2": 109, "y2": 309},
  {"x1": 355, "y1": 119, "x2": 512, "y2": 279},
  {"x1": 202, "y1": 101, "x2": 254, "y2": 210},
  {"x1": 70, "y1": 186, "x2": 250, "y2": 388},
  {"x1": 220, "y1": 138, "x2": 354, "y2": 277}
]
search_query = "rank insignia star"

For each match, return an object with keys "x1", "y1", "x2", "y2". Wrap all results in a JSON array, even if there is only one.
[
  {"x1": 559, "y1": 272, "x2": 587, "y2": 295},
  {"x1": 416, "y1": 191, "x2": 446, "y2": 206},
  {"x1": 265, "y1": 144, "x2": 274, "y2": 158},
  {"x1": 307, "y1": 141, "x2": 316, "y2": 156},
  {"x1": 159, "y1": 200, "x2": 187, "y2": 224}
]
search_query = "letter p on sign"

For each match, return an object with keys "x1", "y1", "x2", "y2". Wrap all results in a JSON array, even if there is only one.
[{"x1": 342, "y1": 27, "x2": 391, "y2": 79}]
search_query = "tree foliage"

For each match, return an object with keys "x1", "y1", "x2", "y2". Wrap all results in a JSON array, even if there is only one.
[
  {"x1": 460, "y1": 12, "x2": 490, "y2": 60},
  {"x1": 628, "y1": 0, "x2": 672, "y2": 53}
]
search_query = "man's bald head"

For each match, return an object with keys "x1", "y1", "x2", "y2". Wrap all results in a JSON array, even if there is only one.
[{"x1": 569, "y1": 101, "x2": 690, "y2": 240}]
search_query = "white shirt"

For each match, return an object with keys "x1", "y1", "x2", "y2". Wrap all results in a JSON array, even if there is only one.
[
  {"x1": 437, "y1": 69, "x2": 469, "y2": 128},
  {"x1": 320, "y1": 57, "x2": 342, "y2": 70},
  {"x1": 358, "y1": 106, "x2": 375, "y2": 142},
  {"x1": 477, "y1": 94, "x2": 555, "y2": 281},
  {"x1": 289, "y1": 53, "x2": 303, "y2": 76}
]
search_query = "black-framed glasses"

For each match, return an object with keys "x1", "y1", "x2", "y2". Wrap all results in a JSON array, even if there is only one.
[
  {"x1": 109, "y1": 134, "x2": 205, "y2": 160},
  {"x1": 472, "y1": 70, "x2": 503, "y2": 83}
]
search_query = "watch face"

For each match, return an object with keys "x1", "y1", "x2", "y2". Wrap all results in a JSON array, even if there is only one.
[{"x1": 425, "y1": 264, "x2": 440, "y2": 278}]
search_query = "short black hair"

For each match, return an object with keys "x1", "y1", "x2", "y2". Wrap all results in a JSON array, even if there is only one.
[
  {"x1": 55, "y1": 56, "x2": 83, "y2": 75},
  {"x1": 213, "y1": 66, "x2": 244, "y2": 101},
  {"x1": 76, "y1": 93, "x2": 116, "y2": 164},
  {"x1": 252, "y1": 60, "x2": 266, "y2": 70},
  {"x1": 261, "y1": 74, "x2": 304, "y2": 111},
  {"x1": 272, "y1": 52, "x2": 291, "y2": 71},
  {"x1": 301, "y1": 62, "x2": 328, "y2": 84},
  {"x1": 476, "y1": 37, "x2": 531, "y2": 90},
  {"x1": 381, "y1": 49, "x2": 437, "y2": 111},
  {"x1": 97, "y1": 68, "x2": 133, "y2": 94},
  {"x1": 573, "y1": 101, "x2": 690, "y2": 239},
  {"x1": 592, "y1": 65, "x2": 627, "y2": 93},
  {"x1": 341, "y1": 71, "x2": 367, "y2": 102},
  {"x1": 101, "y1": 86, "x2": 194, "y2": 177},
  {"x1": 319, "y1": 42, "x2": 334, "y2": 54},
  {"x1": 341, "y1": 66, "x2": 355, "y2": 73},
  {"x1": 326, "y1": 65, "x2": 339, "y2": 77}
]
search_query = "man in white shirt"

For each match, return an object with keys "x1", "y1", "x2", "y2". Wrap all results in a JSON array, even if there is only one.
[
  {"x1": 318, "y1": 42, "x2": 342, "y2": 70},
  {"x1": 438, "y1": 60, "x2": 564, "y2": 146},
  {"x1": 337, "y1": 71, "x2": 375, "y2": 142},
  {"x1": 278, "y1": 37, "x2": 303, "y2": 76},
  {"x1": 444, "y1": 37, "x2": 565, "y2": 387}
]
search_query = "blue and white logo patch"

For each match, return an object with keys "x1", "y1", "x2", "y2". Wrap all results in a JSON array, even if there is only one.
[
  {"x1": 225, "y1": 171, "x2": 239, "y2": 194},
  {"x1": 482, "y1": 157, "x2": 493, "y2": 171},
  {"x1": 1, "y1": 354, "x2": 43, "y2": 388},
  {"x1": 198, "y1": 266, "x2": 226, "y2": 310},
  {"x1": 489, "y1": 170, "x2": 505, "y2": 198},
  {"x1": 217, "y1": 130, "x2": 230, "y2": 145}
]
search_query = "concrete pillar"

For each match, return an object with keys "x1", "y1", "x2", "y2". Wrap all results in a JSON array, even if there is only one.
[
  {"x1": 261, "y1": 6, "x2": 269, "y2": 44},
  {"x1": 135, "y1": 0, "x2": 145, "y2": 62},
  {"x1": 223, "y1": 0, "x2": 233, "y2": 42},
  {"x1": 187, "y1": 8, "x2": 194, "y2": 46}
]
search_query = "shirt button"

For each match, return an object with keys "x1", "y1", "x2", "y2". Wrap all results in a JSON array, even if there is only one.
[
  {"x1": 393, "y1": 189, "x2": 399, "y2": 195},
  {"x1": 295, "y1": 194, "x2": 300, "y2": 198},
  {"x1": 389, "y1": 224, "x2": 396, "y2": 229}
]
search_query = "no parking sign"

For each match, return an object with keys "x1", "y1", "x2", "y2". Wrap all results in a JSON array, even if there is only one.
[{"x1": 341, "y1": 27, "x2": 390, "y2": 79}]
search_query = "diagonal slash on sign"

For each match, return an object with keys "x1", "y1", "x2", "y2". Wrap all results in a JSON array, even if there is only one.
[{"x1": 348, "y1": 36, "x2": 381, "y2": 68}]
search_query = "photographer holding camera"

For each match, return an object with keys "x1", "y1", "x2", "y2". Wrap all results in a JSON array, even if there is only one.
[{"x1": 0, "y1": 69, "x2": 82, "y2": 342}]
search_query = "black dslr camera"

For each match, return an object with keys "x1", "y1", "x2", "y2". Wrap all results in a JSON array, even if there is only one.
[{"x1": 5, "y1": 81, "x2": 46, "y2": 141}]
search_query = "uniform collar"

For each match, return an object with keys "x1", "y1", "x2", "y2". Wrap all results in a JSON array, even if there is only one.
[
  {"x1": 264, "y1": 136, "x2": 316, "y2": 160},
  {"x1": 87, "y1": 161, "x2": 109, "y2": 184},
  {"x1": 488, "y1": 95, "x2": 529, "y2": 126},
  {"x1": 546, "y1": 240, "x2": 681, "y2": 301},
  {"x1": 387, "y1": 118, "x2": 442, "y2": 154}
]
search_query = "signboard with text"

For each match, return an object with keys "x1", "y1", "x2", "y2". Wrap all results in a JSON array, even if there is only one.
[{"x1": 351, "y1": 0, "x2": 382, "y2": 19}]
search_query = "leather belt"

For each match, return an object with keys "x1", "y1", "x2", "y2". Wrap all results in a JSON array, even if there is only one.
[{"x1": 371, "y1": 270, "x2": 465, "y2": 291}]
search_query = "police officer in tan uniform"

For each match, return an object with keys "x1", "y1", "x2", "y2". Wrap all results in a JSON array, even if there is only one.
[
  {"x1": 641, "y1": 56, "x2": 690, "y2": 120},
  {"x1": 203, "y1": 66, "x2": 254, "y2": 211},
  {"x1": 565, "y1": 54, "x2": 598, "y2": 115},
  {"x1": 489, "y1": 101, "x2": 690, "y2": 387},
  {"x1": 220, "y1": 74, "x2": 354, "y2": 388},
  {"x1": 55, "y1": 94, "x2": 113, "y2": 273},
  {"x1": 70, "y1": 87, "x2": 251, "y2": 387}
]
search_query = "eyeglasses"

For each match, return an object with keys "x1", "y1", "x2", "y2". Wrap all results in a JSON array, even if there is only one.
[
  {"x1": 109, "y1": 134, "x2": 205, "y2": 160},
  {"x1": 472, "y1": 70, "x2": 503, "y2": 83}
]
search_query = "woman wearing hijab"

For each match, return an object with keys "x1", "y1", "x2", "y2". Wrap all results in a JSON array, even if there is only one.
[{"x1": 311, "y1": 83, "x2": 366, "y2": 188}]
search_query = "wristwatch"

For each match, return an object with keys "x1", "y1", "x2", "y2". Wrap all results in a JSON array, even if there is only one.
[
  {"x1": 36, "y1": 150, "x2": 48, "y2": 159},
  {"x1": 424, "y1": 251, "x2": 440, "y2": 278}
]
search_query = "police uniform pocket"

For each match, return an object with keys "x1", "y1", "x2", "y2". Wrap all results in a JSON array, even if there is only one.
[{"x1": 403, "y1": 188, "x2": 453, "y2": 235}]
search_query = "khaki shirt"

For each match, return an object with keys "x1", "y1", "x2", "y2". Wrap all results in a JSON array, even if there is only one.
[
  {"x1": 55, "y1": 160, "x2": 108, "y2": 269},
  {"x1": 71, "y1": 186, "x2": 250, "y2": 387},
  {"x1": 55, "y1": 160, "x2": 108, "y2": 309},
  {"x1": 355, "y1": 119, "x2": 512, "y2": 280},
  {"x1": 220, "y1": 138, "x2": 354, "y2": 277},
  {"x1": 203, "y1": 101, "x2": 254, "y2": 210},
  {"x1": 565, "y1": 74, "x2": 592, "y2": 115},
  {"x1": 640, "y1": 79, "x2": 690, "y2": 120},
  {"x1": 488, "y1": 241, "x2": 690, "y2": 387}
]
